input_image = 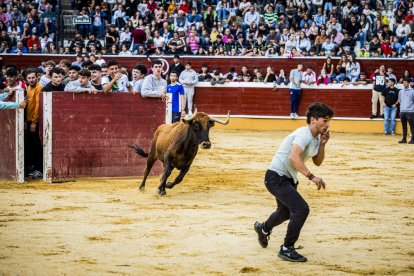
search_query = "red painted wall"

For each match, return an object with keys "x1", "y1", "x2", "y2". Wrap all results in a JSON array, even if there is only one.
[
  {"x1": 0, "y1": 109, "x2": 16, "y2": 180},
  {"x1": 45, "y1": 93, "x2": 165, "y2": 179},
  {"x1": 194, "y1": 87, "x2": 373, "y2": 118}
]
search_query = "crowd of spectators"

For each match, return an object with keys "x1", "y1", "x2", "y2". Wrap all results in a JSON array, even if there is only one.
[
  {"x1": 2, "y1": 1, "x2": 414, "y2": 58},
  {"x1": 0, "y1": 0, "x2": 59, "y2": 54}
]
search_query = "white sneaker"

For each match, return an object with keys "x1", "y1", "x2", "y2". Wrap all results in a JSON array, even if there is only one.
[
  {"x1": 290, "y1": 113, "x2": 295, "y2": 118},
  {"x1": 294, "y1": 113, "x2": 299, "y2": 118}
]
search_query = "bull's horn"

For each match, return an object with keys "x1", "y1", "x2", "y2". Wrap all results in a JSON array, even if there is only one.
[
  {"x1": 184, "y1": 109, "x2": 198, "y2": 121},
  {"x1": 208, "y1": 111, "x2": 231, "y2": 125}
]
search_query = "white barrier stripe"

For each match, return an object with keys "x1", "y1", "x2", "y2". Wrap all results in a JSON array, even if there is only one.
[
  {"x1": 15, "y1": 89, "x2": 24, "y2": 183},
  {"x1": 43, "y1": 92, "x2": 53, "y2": 183}
]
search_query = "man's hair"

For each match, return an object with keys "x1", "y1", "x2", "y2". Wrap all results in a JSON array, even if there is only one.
[
  {"x1": 100, "y1": 63, "x2": 108, "y2": 69},
  {"x1": 107, "y1": 60, "x2": 118, "y2": 67},
  {"x1": 5, "y1": 67, "x2": 18, "y2": 77},
  {"x1": 59, "y1": 60, "x2": 71, "y2": 68},
  {"x1": 69, "y1": 65, "x2": 81, "y2": 71},
  {"x1": 50, "y1": 67, "x2": 64, "y2": 76},
  {"x1": 79, "y1": 69, "x2": 91, "y2": 77},
  {"x1": 44, "y1": 60, "x2": 56, "y2": 67},
  {"x1": 82, "y1": 60, "x2": 93, "y2": 68},
  {"x1": 151, "y1": 59, "x2": 163, "y2": 67},
  {"x1": 306, "y1": 103, "x2": 334, "y2": 124},
  {"x1": 403, "y1": 78, "x2": 410, "y2": 83},
  {"x1": 170, "y1": 69, "x2": 178, "y2": 76},
  {"x1": 89, "y1": 64, "x2": 101, "y2": 71},
  {"x1": 134, "y1": 64, "x2": 147, "y2": 75},
  {"x1": 25, "y1": 68, "x2": 38, "y2": 77}
]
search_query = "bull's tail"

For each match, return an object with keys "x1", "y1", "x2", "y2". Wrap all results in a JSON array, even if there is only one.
[{"x1": 128, "y1": 144, "x2": 149, "y2": 158}]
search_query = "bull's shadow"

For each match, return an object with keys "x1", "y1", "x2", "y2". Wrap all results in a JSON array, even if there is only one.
[{"x1": 128, "y1": 111, "x2": 230, "y2": 196}]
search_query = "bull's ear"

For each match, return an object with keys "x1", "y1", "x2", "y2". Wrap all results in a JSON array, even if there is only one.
[{"x1": 209, "y1": 120, "x2": 215, "y2": 127}]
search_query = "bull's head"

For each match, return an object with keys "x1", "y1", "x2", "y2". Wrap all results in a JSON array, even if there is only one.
[{"x1": 183, "y1": 111, "x2": 230, "y2": 149}]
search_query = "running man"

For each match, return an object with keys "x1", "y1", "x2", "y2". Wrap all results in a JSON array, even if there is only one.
[{"x1": 254, "y1": 102, "x2": 334, "y2": 262}]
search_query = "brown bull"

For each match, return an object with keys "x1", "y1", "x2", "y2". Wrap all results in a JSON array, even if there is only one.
[{"x1": 129, "y1": 111, "x2": 230, "y2": 196}]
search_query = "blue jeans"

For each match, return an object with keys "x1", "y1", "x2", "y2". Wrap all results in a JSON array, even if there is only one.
[
  {"x1": 217, "y1": 8, "x2": 228, "y2": 21},
  {"x1": 290, "y1": 89, "x2": 301, "y2": 114},
  {"x1": 384, "y1": 106, "x2": 397, "y2": 133}
]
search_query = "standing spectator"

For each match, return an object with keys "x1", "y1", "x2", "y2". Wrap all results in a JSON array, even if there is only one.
[
  {"x1": 131, "y1": 64, "x2": 147, "y2": 94},
  {"x1": 170, "y1": 55, "x2": 185, "y2": 79},
  {"x1": 23, "y1": 68, "x2": 42, "y2": 178},
  {"x1": 289, "y1": 63, "x2": 303, "y2": 118},
  {"x1": 167, "y1": 70, "x2": 185, "y2": 123},
  {"x1": 131, "y1": 26, "x2": 147, "y2": 52},
  {"x1": 398, "y1": 79, "x2": 414, "y2": 144},
  {"x1": 371, "y1": 65, "x2": 387, "y2": 119},
  {"x1": 89, "y1": 64, "x2": 103, "y2": 90},
  {"x1": 64, "y1": 69, "x2": 97, "y2": 93},
  {"x1": 102, "y1": 60, "x2": 132, "y2": 93},
  {"x1": 381, "y1": 78, "x2": 399, "y2": 135},
  {"x1": 141, "y1": 59, "x2": 168, "y2": 99},
  {"x1": 41, "y1": 67, "x2": 65, "y2": 92},
  {"x1": 179, "y1": 61, "x2": 198, "y2": 115},
  {"x1": 40, "y1": 60, "x2": 55, "y2": 87},
  {"x1": 302, "y1": 66, "x2": 316, "y2": 85}
]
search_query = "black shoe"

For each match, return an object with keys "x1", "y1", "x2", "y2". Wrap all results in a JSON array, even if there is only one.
[
  {"x1": 408, "y1": 141, "x2": 414, "y2": 144},
  {"x1": 278, "y1": 246, "x2": 307, "y2": 262},
  {"x1": 398, "y1": 140, "x2": 407, "y2": 144},
  {"x1": 254, "y1": 221, "x2": 271, "y2": 248},
  {"x1": 370, "y1": 114, "x2": 376, "y2": 119}
]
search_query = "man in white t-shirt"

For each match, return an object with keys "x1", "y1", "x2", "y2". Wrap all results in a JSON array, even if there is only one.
[
  {"x1": 153, "y1": 30, "x2": 166, "y2": 50},
  {"x1": 102, "y1": 60, "x2": 132, "y2": 93},
  {"x1": 254, "y1": 103, "x2": 333, "y2": 263}
]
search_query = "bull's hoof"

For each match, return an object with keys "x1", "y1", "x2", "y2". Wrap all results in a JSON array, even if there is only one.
[
  {"x1": 139, "y1": 186, "x2": 145, "y2": 192},
  {"x1": 157, "y1": 189, "x2": 166, "y2": 196},
  {"x1": 165, "y1": 182, "x2": 175, "y2": 189}
]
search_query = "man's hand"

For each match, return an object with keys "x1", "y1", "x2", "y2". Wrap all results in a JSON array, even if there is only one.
[
  {"x1": 30, "y1": 122, "x2": 37, "y2": 133},
  {"x1": 88, "y1": 89, "x2": 98, "y2": 94},
  {"x1": 113, "y1": 72, "x2": 122, "y2": 81},
  {"x1": 311, "y1": 176, "x2": 326, "y2": 190},
  {"x1": 19, "y1": 101, "x2": 26, "y2": 109},
  {"x1": 320, "y1": 130, "x2": 330, "y2": 144},
  {"x1": 161, "y1": 92, "x2": 167, "y2": 102}
]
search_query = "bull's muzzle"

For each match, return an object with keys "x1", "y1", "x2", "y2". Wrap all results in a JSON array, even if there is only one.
[{"x1": 201, "y1": 141, "x2": 211, "y2": 149}]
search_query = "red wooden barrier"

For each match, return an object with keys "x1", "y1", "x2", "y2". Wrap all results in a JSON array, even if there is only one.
[
  {"x1": 193, "y1": 84, "x2": 373, "y2": 118},
  {"x1": 41, "y1": 92, "x2": 165, "y2": 181},
  {"x1": 0, "y1": 109, "x2": 16, "y2": 180}
]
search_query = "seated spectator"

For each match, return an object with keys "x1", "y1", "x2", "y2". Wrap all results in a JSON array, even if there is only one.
[
  {"x1": 40, "y1": 33, "x2": 53, "y2": 52},
  {"x1": 321, "y1": 37, "x2": 336, "y2": 53},
  {"x1": 369, "y1": 35, "x2": 381, "y2": 55},
  {"x1": 210, "y1": 69, "x2": 226, "y2": 85},
  {"x1": 45, "y1": 42, "x2": 58, "y2": 54},
  {"x1": 276, "y1": 69, "x2": 290, "y2": 85},
  {"x1": 89, "y1": 5, "x2": 106, "y2": 39},
  {"x1": 356, "y1": 46, "x2": 370, "y2": 58},
  {"x1": 105, "y1": 24, "x2": 120, "y2": 50},
  {"x1": 113, "y1": 5, "x2": 126, "y2": 30},
  {"x1": 391, "y1": 36, "x2": 403, "y2": 54},
  {"x1": 10, "y1": 41, "x2": 28, "y2": 54},
  {"x1": 352, "y1": 71, "x2": 371, "y2": 85},
  {"x1": 120, "y1": 27, "x2": 132, "y2": 46},
  {"x1": 302, "y1": 66, "x2": 317, "y2": 85},
  {"x1": 216, "y1": 0, "x2": 230, "y2": 22},
  {"x1": 243, "y1": 6, "x2": 260, "y2": 31},
  {"x1": 264, "y1": 4, "x2": 277, "y2": 29},
  {"x1": 119, "y1": 44, "x2": 133, "y2": 55},
  {"x1": 64, "y1": 69, "x2": 97, "y2": 93},
  {"x1": 40, "y1": 4, "x2": 55, "y2": 21},
  {"x1": 71, "y1": 55, "x2": 83, "y2": 68},
  {"x1": 253, "y1": 70, "x2": 264, "y2": 82},
  {"x1": 174, "y1": 10, "x2": 189, "y2": 32},
  {"x1": 264, "y1": 66, "x2": 276, "y2": 83},
  {"x1": 187, "y1": 8, "x2": 202, "y2": 28},
  {"x1": 346, "y1": 54, "x2": 361, "y2": 82},
  {"x1": 317, "y1": 69, "x2": 330, "y2": 85},
  {"x1": 86, "y1": 33, "x2": 103, "y2": 52},
  {"x1": 381, "y1": 36, "x2": 392, "y2": 57},
  {"x1": 27, "y1": 34, "x2": 41, "y2": 52},
  {"x1": 322, "y1": 57, "x2": 335, "y2": 81},
  {"x1": 37, "y1": 18, "x2": 56, "y2": 40}
]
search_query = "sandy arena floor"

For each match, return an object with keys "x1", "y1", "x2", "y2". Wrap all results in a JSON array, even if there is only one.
[{"x1": 0, "y1": 129, "x2": 413, "y2": 275}]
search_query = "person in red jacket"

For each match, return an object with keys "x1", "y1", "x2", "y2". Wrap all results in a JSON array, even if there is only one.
[
  {"x1": 26, "y1": 33, "x2": 41, "y2": 51},
  {"x1": 380, "y1": 36, "x2": 392, "y2": 57}
]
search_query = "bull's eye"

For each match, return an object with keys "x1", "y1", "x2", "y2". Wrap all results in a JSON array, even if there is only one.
[{"x1": 193, "y1": 123, "x2": 200, "y2": 131}]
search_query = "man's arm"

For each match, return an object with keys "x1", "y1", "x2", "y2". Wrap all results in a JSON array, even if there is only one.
[{"x1": 290, "y1": 144, "x2": 326, "y2": 190}]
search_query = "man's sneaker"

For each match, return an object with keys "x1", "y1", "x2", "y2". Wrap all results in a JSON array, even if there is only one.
[
  {"x1": 398, "y1": 140, "x2": 407, "y2": 144},
  {"x1": 294, "y1": 113, "x2": 299, "y2": 118},
  {"x1": 278, "y1": 246, "x2": 307, "y2": 262},
  {"x1": 384, "y1": 131, "x2": 389, "y2": 135},
  {"x1": 254, "y1": 221, "x2": 271, "y2": 248},
  {"x1": 31, "y1": 170, "x2": 43, "y2": 180},
  {"x1": 391, "y1": 131, "x2": 395, "y2": 136},
  {"x1": 370, "y1": 114, "x2": 376, "y2": 119},
  {"x1": 290, "y1": 113, "x2": 295, "y2": 118}
]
